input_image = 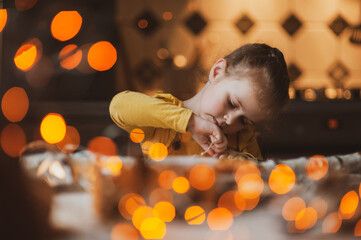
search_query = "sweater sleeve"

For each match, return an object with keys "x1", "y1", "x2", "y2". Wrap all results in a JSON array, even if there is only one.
[{"x1": 109, "y1": 91, "x2": 193, "y2": 133}]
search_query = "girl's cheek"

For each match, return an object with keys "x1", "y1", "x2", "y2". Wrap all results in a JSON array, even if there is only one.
[{"x1": 213, "y1": 102, "x2": 226, "y2": 115}]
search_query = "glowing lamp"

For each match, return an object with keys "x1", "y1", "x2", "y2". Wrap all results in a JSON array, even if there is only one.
[
  {"x1": 51, "y1": 11, "x2": 82, "y2": 41},
  {"x1": 1, "y1": 87, "x2": 29, "y2": 122},
  {"x1": 0, "y1": 9, "x2": 7, "y2": 32},
  {"x1": 40, "y1": 113, "x2": 66, "y2": 144}
]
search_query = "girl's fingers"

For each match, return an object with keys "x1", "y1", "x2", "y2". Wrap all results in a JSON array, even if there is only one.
[
  {"x1": 211, "y1": 128, "x2": 224, "y2": 144},
  {"x1": 211, "y1": 135, "x2": 228, "y2": 154},
  {"x1": 200, "y1": 143, "x2": 215, "y2": 156}
]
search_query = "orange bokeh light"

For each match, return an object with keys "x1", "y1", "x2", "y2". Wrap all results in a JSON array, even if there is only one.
[
  {"x1": 327, "y1": 118, "x2": 339, "y2": 130},
  {"x1": 1, "y1": 87, "x2": 29, "y2": 122},
  {"x1": 309, "y1": 197, "x2": 328, "y2": 219},
  {"x1": 207, "y1": 207, "x2": 233, "y2": 231},
  {"x1": 0, "y1": 9, "x2": 7, "y2": 32},
  {"x1": 158, "y1": 170, "x2": 177, "y2": 189},
  {"x1": 87, "y1": 41, "x2": 117, "y2": 71},
  {"x1": 149, "y1": 188, "x2": 173, "y2": 206},
  {"x1": 141, "y1": 141, "x2": 153, "y2": 154},
  {"x1": 149, "y1": 142, "x2": 168, "y2": 162},
  {"x1": 40, "y1": 113, "x2": 66, "y2": 144},
  {"x1": 140, "y1": 217, "x2": 166, "y2": 239},
  {"x1": 130, "y1": 128, "x2": 145, "y2": 143},
  {"x1": 105, "y1": 156, "x2": 123, "y2": 176},
  {"x1": 173, "y1": 55, "x2": 187, "y2": 68},
  {"x1": 187, "y1": 2, "x2": 198, "y2": 11},
  {"x1": 339, "y1": 190, "x2": 359, "y2": 219},
  {"x1": 355, "y1": 219, "x2": 361, "y2": 236},
  {"x1": 282, "y1": 197, "x2": 306, "y2": 221},
  {"x1": 172, "y1": 176, "x2": 190, "y2": 194},
  {"x1": 56, "y1": 125, "x2": 80, "y2": 153},
  {"x1": 244, "y1": 196, "x2": 260, "y2": 210},
  {"x1": 306, "y1": 155, "x2": 328, "y2": 180},
  {"x1": 51, "y1": 11, "x2": 82, "y2": 41},
  {"x1": 59, "y1": 44, "x2": 82, "y2": 70},
  {"x1": 118, "y1": 193, "x2": 146, "y2": 220},
  {"x1": 0, "y1": 124, "x2": 26, "y2": 157},
  {"x1": 184, "y1": 206, "x2": 206, "y2": 225},
  {"x1": 189, "y1": 164, "x2": 215, "y2": 191},
  {"x1": 153, "y1": 201, "x2": 175, "y2": 222},
  {"x1": 322, "y1": 212, "x2": 342, "y2": 234},
  {"x1": 14, "y1": 43, "x2": 37, "y2": 71},
  {"x1": 126, "y1": 195, "x2": 146, "y2": 216},
  {"x1": 111, "y1": 223, "x2": 139, "y2": 240},
  {"x1": 162, "y1": 11, "x2": 173, "y2": 21},
  {"x1": 137, "y1": 19, "x2": 148, "y2": 29},
  {"x1": 88, "y1": 136, "x2": 117, "y2": 156},
  {"x1": 234, "y1": 162, "x2": 260, "y2": 182},
  {"x1": 218, "y1": 190, "x2": 245, "y2": 216},
  {"x1": 237, "y1": 173, "x2": 264, "y2": 199},
  {"x1": 295, "y1": 207, "x2": 318, "y2": 230},
  {"x1": 132, "y1": 206, "x2": 154, "y2": 230},
  {"x1": 269, "y1": 164, "x2": 295, "y2": 195}
]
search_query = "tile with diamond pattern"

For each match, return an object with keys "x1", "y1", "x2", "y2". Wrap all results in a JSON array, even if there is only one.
[
  {"x1": 329, "y1": 15, "x2": 348, "y2": 36},
  {"x1": 235, "y1": 14, "x2": 254, "y2": 34},
  {"x1": 184, "y1": 12, "x2": 207, "y2": 35},
  {"x1": 282, "y1": 13, "x2": 302, "y2": 37}
]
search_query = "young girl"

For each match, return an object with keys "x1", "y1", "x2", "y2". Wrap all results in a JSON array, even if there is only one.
[{"x1": 109, "y1": 43, "x2": 290, "y2": 160}]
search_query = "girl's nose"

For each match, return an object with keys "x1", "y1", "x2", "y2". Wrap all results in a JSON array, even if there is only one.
[
  {"x1": 224, "y1": 114, "x2": 230, "y2": 125},
  {"x1": 225, "y1": 109, "x2": 244, "y2": 125},
  {"x1": 224, "y1": 111, "x2": 239, "y2": 125}
]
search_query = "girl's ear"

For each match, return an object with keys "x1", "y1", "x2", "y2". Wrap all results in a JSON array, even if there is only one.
[{"x1": 209, "y1": 58, "x2": 227, "y2": 82}]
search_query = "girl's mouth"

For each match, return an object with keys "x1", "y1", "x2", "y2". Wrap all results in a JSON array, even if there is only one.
[{"x1": 213, "y1": 117, "x2": 221, "y2": 128}]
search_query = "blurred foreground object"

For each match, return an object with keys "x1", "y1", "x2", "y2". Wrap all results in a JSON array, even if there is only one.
[
  {"x1": 17, "y1": 140, "x2": 361, "y2": 238},
  {"x1": 93, "y1": 151, "x2": 361, "y2": 236},
  {"x1": 0, "y1": 153, "x2": 53, "y2": 240}
]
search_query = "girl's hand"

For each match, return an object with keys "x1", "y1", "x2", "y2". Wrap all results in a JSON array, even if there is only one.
[{"x1": 187, "y1": 114, "x2": 227, "y2": 156}]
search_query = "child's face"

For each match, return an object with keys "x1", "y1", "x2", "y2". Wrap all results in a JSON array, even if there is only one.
[{"x1": 199, "y1": 73, "x2": 266, "y2": 134}]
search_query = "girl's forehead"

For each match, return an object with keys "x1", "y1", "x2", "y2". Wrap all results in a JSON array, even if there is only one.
[
  {"x1": 228, "y1": 66, "x2": 265, "y2": 83},
  {"x1": 225, "y1": 76, "x2": 255, "y2": 92}
]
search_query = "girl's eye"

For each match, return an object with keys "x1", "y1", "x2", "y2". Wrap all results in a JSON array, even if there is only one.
[{"x1": 228, "y1": 100, "x2": 235, "y2": 108}]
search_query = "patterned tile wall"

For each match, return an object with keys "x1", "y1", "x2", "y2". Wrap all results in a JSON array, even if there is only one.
[{"x1": 115, "y1": 0, "x2": 361, "y2": 97}]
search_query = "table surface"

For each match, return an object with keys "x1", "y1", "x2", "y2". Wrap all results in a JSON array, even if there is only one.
[{"x1": 50, "y1": 192, "x2": 356, "y2": 240}]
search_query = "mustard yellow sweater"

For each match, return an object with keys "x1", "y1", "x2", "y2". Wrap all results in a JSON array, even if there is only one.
[{"x1": 109, "y1": 91, "x2": 262, "y2": 159}]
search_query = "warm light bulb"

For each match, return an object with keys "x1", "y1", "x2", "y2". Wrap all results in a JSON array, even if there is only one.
[
  {"x1": 14, "y1": 44, "x2": 37, "y2": 71},
  {"x1": 51, "y1": 11, "x2": 82, "y2": 41},
  {"x1": 0, "y1": 9, "x2": 7, "y2": 32},
  {"x1": 87, "y1": 41, "x2": 117, "y2": 71},
  {"x1": 40, "y1": 113, "x2": 66, "y2": 144}
]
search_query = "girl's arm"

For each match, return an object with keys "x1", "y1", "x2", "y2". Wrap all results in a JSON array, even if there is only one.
[
  {"x1": 109, "y1": 91, "x2": 193, "y2": 133},
  {"x1": 110, "y1": 90, "x2": 228, "y2": 156}
]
